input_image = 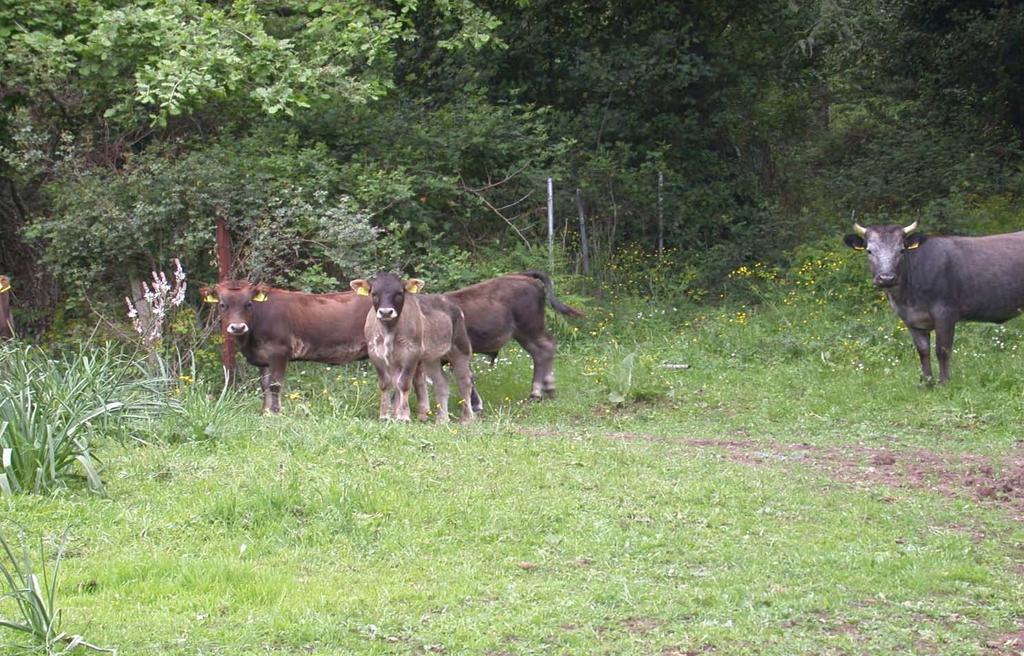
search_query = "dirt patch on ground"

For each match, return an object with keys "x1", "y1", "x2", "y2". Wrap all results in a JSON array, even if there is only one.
[
  {"x1": 701, "y1": 439, "x2": 1024, "y2": 522},
  {"x1": 619, "y1": 617, "x2": 665, "y2": 634},
  {"x1": 520, "y1": 429, "x2": 1024, "y2": 521},
  {"x1": 985, "y1": 628, "x2": 1024, "y2": 655},
  {"x1": 604, "y1": 432, "x2": 1024, "y2": 522}
]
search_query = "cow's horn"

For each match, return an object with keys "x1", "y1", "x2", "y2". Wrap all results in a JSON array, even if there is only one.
[
  {"x1": 902, "y1": 220, "x2": 918, "y2": 235},
  {"x1": 853, "y1": 222, "x2": 867, "y2": 236}
]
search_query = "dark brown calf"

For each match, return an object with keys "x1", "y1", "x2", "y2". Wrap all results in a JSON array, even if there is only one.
[
  {"x1": 200, "y1": 280, "x2": 370, "y2": 413},
  {"x1": 0, "y1": 276, "x2": 13, "y2": 340},
  {"x1": 446, "y1": 270, "x2": 583, "y2": 410},
  {"x1": 352, "y1": 273, "x2": 474, "y2": 423}
]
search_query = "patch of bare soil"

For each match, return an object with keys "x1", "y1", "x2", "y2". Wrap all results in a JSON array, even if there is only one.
[
  {"x1": 660, "y1": 645, "x2": 715, "y2": 656},
  {"x1": 675, "y1": 438, "x2": 1024, "y2": 522},
  {"x1": 620, "y1": 617, "x2": 665, "y2": 634},
  {"x1": 555, "y1": 429, "x2": 1024, "y2": 523},
  {"x1": 985, "y1": 628, "x2": 1024, "y2": 655}
]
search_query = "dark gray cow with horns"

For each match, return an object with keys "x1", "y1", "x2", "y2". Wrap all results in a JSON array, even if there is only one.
[{"x1": 844, "y1": 220, "x2": 1024, "y2": 383}]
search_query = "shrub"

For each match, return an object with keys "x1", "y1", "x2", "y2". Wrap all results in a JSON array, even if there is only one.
[{"x1": 0, "y1": 343, "x2": 166, "y2": 496}]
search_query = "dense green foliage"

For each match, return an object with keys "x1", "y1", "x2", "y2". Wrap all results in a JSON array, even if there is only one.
[{"x1": 2, "y1": 0, "x2": 1023, "y2": 328}]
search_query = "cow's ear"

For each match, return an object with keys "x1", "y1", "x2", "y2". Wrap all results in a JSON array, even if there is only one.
[
  {"x1": 0, "y1": 277, "x2": 10, "y2": 294},
  {"x1": 405, "y1": 278, "x2": 425, "y2": 294},
  {"x1": 350, "y1": 279, "x2": 371, "y2": 296},
  {"x1": 199, "y1": 286, "x2": 219, "y2": 304},
  {"x1": 252, "y1": 285, "x2": 270, "y2": 303},
  {"x1": 904, "y1": 234, "x2": 925, "y2": 250},
  {"x1": 843, "y1": 234, "x2": 866, "y2": 251}
]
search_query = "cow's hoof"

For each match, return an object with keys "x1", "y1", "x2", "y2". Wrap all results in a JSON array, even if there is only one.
[
  {"x1": 528, "y1": 393, "x2": 543, "y2": 402},
  {"x1": 543, "y1": 389, "x2": 556, "y2": 399}
]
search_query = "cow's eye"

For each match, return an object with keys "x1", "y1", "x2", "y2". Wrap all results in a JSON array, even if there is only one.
[
  {"x1": 865, "y1": 248, "x2": 873, "y2": 254},
  {"x1": 245, "y1": 301, "x2": 253, "y2": 308},
  {"x1": 219, "y1": 302, "x2": 227, "y2": 309}
]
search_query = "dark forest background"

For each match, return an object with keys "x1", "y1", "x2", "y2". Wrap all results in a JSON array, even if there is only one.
[{"x1": 3, "y1": 0, "x2": 1023, "y2": 336}]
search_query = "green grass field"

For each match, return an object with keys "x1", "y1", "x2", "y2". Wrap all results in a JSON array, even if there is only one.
[{"x1": 4, "y1": 289, "x2": 1024, "y2": 655}]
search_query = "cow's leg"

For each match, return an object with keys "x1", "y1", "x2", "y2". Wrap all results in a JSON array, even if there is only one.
[
  {"x1": 469, "y1": 379, "x2": 484, "y2": 414},
  {"x1": 413, "y1": 364, "x2": 430, "y2": 421},
  {"x1": 451, "y1": 354, "x2": 475, "y2": 423},
  {"x1": 423, "y1": 360, "x2": 450, "y2": 423},
  {"x1": 260, "y1": 366, "x2": 273, "y2": 413},
  {"x1": 468, "y1": 352, "x2": 496, "y2": 414},
  {"x1": 373, "y1": 363, "x2": 392, "y2": 420},
  {"x1": 518, "y1": 333, "x2": 556, "y2": 400},
  {"x1": 264, "y1": 357, "x2": 288, "y2": 414},
  {"x1": 393, "y1": 364, "x2": 417, "y2": 422},
  {"x1": 935, "y1": 318, "x2": 956, "y2": 383},
  {"x1": 909, "y1": 327, "x2": 933, "y2": 383}
]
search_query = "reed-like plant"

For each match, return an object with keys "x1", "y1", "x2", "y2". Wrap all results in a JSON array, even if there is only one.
[
  {"x1": 0, "y1": 525, "x2": 114, "y2": 654},
  {"x1": 0, "y1": 343, "x2": 166, "y2": 496}
]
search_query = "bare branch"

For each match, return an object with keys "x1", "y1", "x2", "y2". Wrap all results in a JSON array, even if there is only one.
[
  {"x1": 461, "y1": 164, "x2": 529, "y2": 194},
  {"x1": 458, "y1": 180, "x2": 531, "y2": 247}
]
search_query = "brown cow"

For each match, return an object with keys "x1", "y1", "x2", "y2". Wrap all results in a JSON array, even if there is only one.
[
  {"x1": 0, "y1": 275, "x2": 13, "y2": 340},
  {"x1": 351, "y1": 273, "x2": 474, "y2": 423},
  {"x1": 200, "y1": 280, "x2": 370, "y2": 413},
  {"x1": 445, "y1": 270, "x2": 583, "y2": 410},
  {"x1": 202, "y1": 271, "x2": 582, "y2": 413}
]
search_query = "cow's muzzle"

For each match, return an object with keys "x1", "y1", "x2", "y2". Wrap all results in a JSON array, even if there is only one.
[
  {"x1": 376, "y1": 308, "x2": 398, "y2": 322},
  {"x1": 226, "y1": 322, "x2": 250, "y2": 335},
  {"x1": 873, "y1": 274, "x2": 898, "y2": 288}
]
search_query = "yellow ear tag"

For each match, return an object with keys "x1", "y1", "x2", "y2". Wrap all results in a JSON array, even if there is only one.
[
  {"x1": 0, "y1": 285, "x2": 10, "y2": 294},
  {"x1": 356, "y1": 287, "x2": 370, "y2": 296},
  {"x1": 906, "y1": 242, "x2": 919, "y2": 250},
  {"x1": 203, "y1": 293, "x2": 218, "y2": 304},
  {"x1": 405, "y1": 279, "x2": 425, "y2": 294},
  {"x1": 253, "y1": 291, "x2": 268, "y2": 302},
  {"x1": 853, "y1": 245, "x2": 865, "y2": 251}
]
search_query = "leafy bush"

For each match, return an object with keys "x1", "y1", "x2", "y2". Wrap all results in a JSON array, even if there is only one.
[
  {"x1": 27, "y1": 128, "x2": 380, "y2": 307},
  {"x1": 0, "y1": 343, "x2": 165, "y2": 496}
]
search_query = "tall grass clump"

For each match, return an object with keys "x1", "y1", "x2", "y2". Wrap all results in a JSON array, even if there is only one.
[
  {"x1": 0, "y1": 342, "x2": 166, "y2": 496},
  {"x1": 0, "y1": 525, "x2": 114, "y2": 654},
  {"x1": 149, "y1": 361, "x2": 253, "y2": 443}
]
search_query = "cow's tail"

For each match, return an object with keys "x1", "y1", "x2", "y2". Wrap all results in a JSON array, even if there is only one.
[{"x1": 520, "y1": 270, "x2": 585, "y2": 318}]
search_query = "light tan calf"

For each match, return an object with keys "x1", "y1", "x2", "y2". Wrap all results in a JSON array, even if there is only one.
[{"x1": 352, "y1": 273, "x2": 474, "y2": 423}]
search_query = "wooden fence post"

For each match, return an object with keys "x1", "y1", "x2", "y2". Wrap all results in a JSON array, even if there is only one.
[
  {"x1": 575, "y1": 188, "x2": 590, "y2": 275},
  {"x1": 547, "y1": 178, "x2": 555, "y2": 271}
]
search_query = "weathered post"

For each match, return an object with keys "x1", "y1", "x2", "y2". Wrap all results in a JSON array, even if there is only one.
[
  {"x1": 547, "y1": 178, "x2": 555, "y2": 270},
  {"x1": 0, "y1": 275, "x2": 13, "y2": 339},
  {"x1": 575, "y1": 188, "x2": 590, "y2": 275},
  {"x1": 657, "y1": 170, "x2": 664, "y2": 257}
]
